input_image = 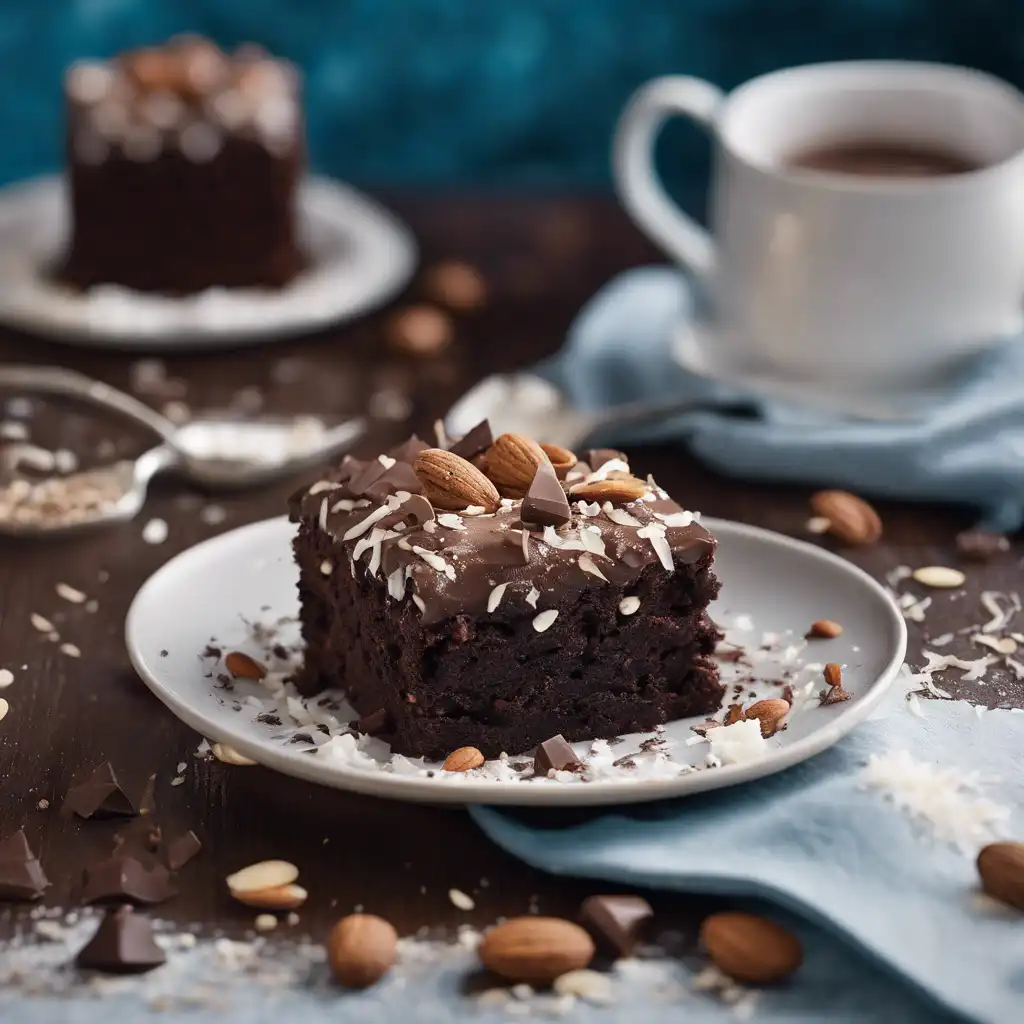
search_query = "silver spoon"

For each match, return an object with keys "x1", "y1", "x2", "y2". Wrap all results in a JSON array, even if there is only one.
[
  {"x1": 445, "y1": 372, "x2": 759, "y2": 449},
  {"x1": 0, "y1": 365, "x2": 366, "y2": 536}
]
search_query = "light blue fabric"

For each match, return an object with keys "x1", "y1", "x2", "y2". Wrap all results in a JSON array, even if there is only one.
[
  {"x1": 540, "y1": 267, "x2": 1024, "y2": 531},
  {"x1": 471, "y1": 696, "x2": 1024, "y2": 1024}
]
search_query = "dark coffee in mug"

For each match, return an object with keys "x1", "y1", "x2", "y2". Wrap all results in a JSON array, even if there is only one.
[{"x1": 786, "y1": 140, "x2": 981, "y2": 178}]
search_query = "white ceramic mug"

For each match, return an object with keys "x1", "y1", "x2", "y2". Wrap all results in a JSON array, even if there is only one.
[{"x1": 614, "y1": 62, "x2": 1024, "y2": 400}]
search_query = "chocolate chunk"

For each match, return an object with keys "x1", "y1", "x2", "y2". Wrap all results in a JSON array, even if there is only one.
[
  {"x1": 355, "y1": 708, "x2": 389, "y2": 735},
  {"x1": 63, "y1": 763, "x2": 137, "y2": 820},
  {"x1": 82, "y1": 856, "x2": 178, "y2": 905},
  {"x1": 363, "y1": 461, "x2": 424, "y2": 502},
  {"x1": 334, "y1": 454, "x2": 360, "y2": 483},
  {"x1": 388, "y1": 435, "x2": 430, "y2": 463},
  {"x1": 521, "y1": 460, "x2": 571, "y2": 528},
  {"x1": 581, "y1": 894, "x2": 654, "y2": 956},
  {"x1": 0, "y1": 829, "x2": 50, "y2": 900},
  {"x1": 448, "y1": 420, "x2": 493, "y2": 461},
  {"x1": 956, "y1": 529, "x2": 1010, "y2": 561},
  {"x1": 533, "y1": 734, "x2": 582, "y2": 775},
  {"x1": 584, "y1": 449, "x2": 627, "y2": 469},
  {"x1": 165, "y1": 830, "x2": 202, "y2": 871},
  {"x1": 76, "y1": 905, "x2": 166, "y2": 974},
  {"x1": 347, "y1": 459, "x2": 389, "y2": 497}
]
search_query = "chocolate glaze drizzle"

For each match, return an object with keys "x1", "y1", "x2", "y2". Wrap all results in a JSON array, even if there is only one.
[{"x1": 290, "y1": 435, "x2": 715, "y2": 626}]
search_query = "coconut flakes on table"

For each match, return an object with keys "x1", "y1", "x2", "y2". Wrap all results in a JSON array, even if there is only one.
[
  {"x1": 979, "y1": 591, "x2": 1021, "y2": 633},
  {"x1": 860, "y1": 748, "x2": 1011, "y2": 853}
]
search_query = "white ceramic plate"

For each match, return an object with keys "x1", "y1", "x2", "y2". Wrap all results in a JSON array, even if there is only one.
[
  {"x1": 126, "y1": 516, "x2": 905, "y2": 806},
  {"x1": 0, "y1": 175, "x2": 416, "y2": 349}
]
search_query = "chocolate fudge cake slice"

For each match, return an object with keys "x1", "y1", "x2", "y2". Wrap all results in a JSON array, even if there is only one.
[
  {"x1": 58, "y1": 35, "x2": 305, "y2": 294},
  {"x1": 290, "y1": 426, "x2": 722, "y2": 760}
]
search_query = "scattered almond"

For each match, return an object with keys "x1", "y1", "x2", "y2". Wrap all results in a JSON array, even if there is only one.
[
  {"x1": 233, "y1": 883, "x2": 308, "y2": 911},
  {"x1": 328, "y1": 913, "x2": 398, "y2": 988},
  {"x1": 442, "y1": 746, "x2": 485, "y2": 772},
  {"x1": 823, "y1": 663, "x2": 843, "y2": 688},
  {"x1": 226, "y1": 860, "x2": 298, "y2": 896},
  {"x1": 224, "y1": 651, "x2": 267, "y2": 680},
  {"x1": 211, "y1": 742, "x2": 257, "y2": 766},
  {"x1": 539, "y1": 443, "x2": 577, "y2": 479},
  {"x1": 568, "y1": 477, "x2": 647, "y2": 504},
  {"x1": 809, "y1": 490, "x2": 882, "y2": 546},
  {"x1": 485, "y1": 434, "x2": 548, "y2": 498},
  {"x1": 723, "y1": 703, "x2": 745, "y2": 726},
  {"x1": 912, "y1": 565, "x2": 966, "y2": 589},
  {"x1": 423, "y1": 261, "x2": 487, "y2": 312},
  {"x1": 479, "y1": 917, "x2": 595, "y2": 984},
  {"x1": 413, "y1": 449, "x2": 500, "y2": 512},
  {"x1": 700, "y1": 911, "x2": 803, "y2": 984},
  {"x1": 743, "y1": 698, "x2": 790, "y2": 738},
  {"x1": 977, "y1": 842, "x2": 1024, "y2": 910},
  {"x1": 807, "y1": 619, "x2": 843, "y2": 639},
  {"x1": 386, "y1": 305, "x2": 454, "y2": 357},
  {"x1": 821, "y1": 663, "x2": 851, "y2": 704}
]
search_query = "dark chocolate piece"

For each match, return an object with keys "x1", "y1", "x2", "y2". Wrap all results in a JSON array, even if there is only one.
[
  {"x1": 363, "y1": 462, "x2": 424, "y2": 502},
  {"x1": 448, "y1": 420, "x2": 493, "y2": 461},
  {"x1": 0, "y1": 829, "x2": 50, "y2": 900},
  {"x1": 533, "y1": 734, "x2": 582, "y2": 775},
  {"x1": 388, "y1": 435, "x2": 430, "y2": 463},
  {"x1": 64, "y1": 763, "x2": 137, "y2": 820},
  {"x1": 955, "y1": 529, "x2": 1010, "y2": 561},
  {"x1": 581, "y1": 894, "x2": 653, "y2": 956},
  {"x1": 347, "y1": 459, "x2": 390, "y2": 498},
  {"x1": 521, "y1": 460, "x2": 571, "y2": 528},
  {"x1": 356, "y1": 708, "x2": 389, "y2": 735},
  {"x1": 165, "y1": 831, "x2": 202, "y2": 871},
  {"x1": 584, "y1": 449, "x2": 628, "y2": 469},
  {"x1": 82, "y1": 856, "x2": 178, "y2": 905},
  {"x1": 75, "y1": 905, "x2": 166, "y2": 974}
]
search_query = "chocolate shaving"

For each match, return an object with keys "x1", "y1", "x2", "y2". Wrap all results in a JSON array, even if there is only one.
[
  {"x1": 63, "y1": 763, "x2": 138, "y2": 820},
  {"x1": 76, "y1": 905, "x2": 166, "y2": 974},
  {"x1": 521, "y1": 459, "x2": 571, "y2": 528},
  {"x1": 448, "y1": 420, "x2": 493, "y2": 461},
  {"x1": 347, "y1": 459, "x2": 390, "y2": 497}
]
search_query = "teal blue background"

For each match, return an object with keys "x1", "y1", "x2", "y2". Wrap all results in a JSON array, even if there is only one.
[{"x1": 1, "y1": 0, "x2": 1019, "y2": 188}]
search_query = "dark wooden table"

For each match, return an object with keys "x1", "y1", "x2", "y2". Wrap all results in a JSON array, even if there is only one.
[{"x1": 0, "y1": 194, "x2": 1019, "y2": 959}]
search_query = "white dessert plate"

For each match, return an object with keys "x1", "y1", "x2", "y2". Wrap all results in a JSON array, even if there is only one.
[
  {"x1": 126, "y1": 515, "x2": 905, "y2": 806},
  {"x1": 0, "y1": 175, "x2": 416, "y2": 349}
]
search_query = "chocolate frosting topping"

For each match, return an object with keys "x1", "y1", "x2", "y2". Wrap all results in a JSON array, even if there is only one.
[{"x1": 291, "y1": 438, "x2": 715, "y2": 626}]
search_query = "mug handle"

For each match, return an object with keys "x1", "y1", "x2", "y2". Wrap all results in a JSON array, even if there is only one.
[{"x1": 613, "y1": 76, "x2": 725, "y2": 283}]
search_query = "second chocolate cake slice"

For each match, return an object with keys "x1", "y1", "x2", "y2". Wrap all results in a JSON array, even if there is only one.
[{"x1": 290, "y1": 427, "x2": 722, "y2": 760}]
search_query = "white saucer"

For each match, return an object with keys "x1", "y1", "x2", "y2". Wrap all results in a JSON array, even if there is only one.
[
  {"x1": 0, "y1": 175, "x2": 416, "y2": 349},
  {"x1": 125, "y1": 515, "x2": 905, "y2": 807}
]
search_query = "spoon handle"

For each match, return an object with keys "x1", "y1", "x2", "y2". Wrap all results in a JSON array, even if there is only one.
[{"x1": 0, "y1": 365, "x2": 179, "y2": 444}]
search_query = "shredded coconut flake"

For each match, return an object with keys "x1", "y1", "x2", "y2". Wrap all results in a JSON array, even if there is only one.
[
  {"x1": 342, "y1": 505, "x2": 391, "y2": 541},
  {"x1": 487, "y1": 583, "x2": 508, "y2": 613},
  {"x1": 603, "y1": 503, "x2": 641, "y2": 527},
  {"x1": 618, "y1": 596, "x2": 640, "y2": 616},
  {"x1": 307, "y1": 480, "x2": 337, "y2": 496},
  {"x1": 578, "y1": 555, "x2": 609, "y2": 582}
]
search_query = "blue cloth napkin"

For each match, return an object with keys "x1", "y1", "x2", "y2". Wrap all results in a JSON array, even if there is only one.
[
  {"x1": 471, "y1": 695, "x2": 1024, "y2": 1024},
  {"x1": 539, "y1": 266, "x2": 1024, "y2": 531}
]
